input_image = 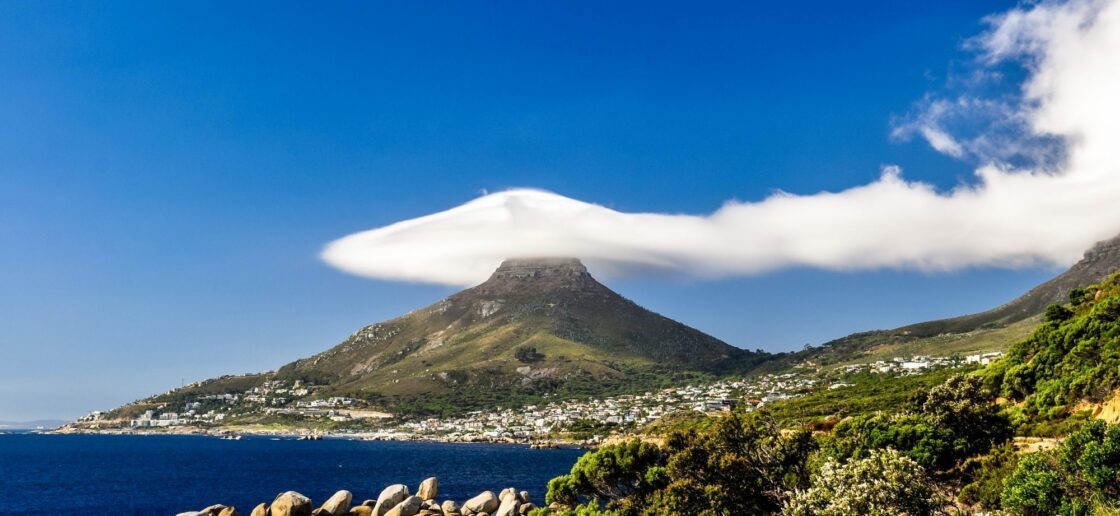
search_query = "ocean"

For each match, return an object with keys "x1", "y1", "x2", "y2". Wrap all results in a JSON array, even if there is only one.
[{"x1": 0, "y1": 433, "x2": 584, "y2": 515}]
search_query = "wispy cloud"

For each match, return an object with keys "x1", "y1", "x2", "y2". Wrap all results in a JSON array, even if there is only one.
[{"x1": 323, "y1": 0, "x2": 1120, "y2": 286}]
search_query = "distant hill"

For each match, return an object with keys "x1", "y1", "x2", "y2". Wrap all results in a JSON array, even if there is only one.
[
  {"x1": 0, "y1": 419, "x2": 66, "y2": 430},
  {"x1": 105, "y1": 258, "x2": 767, "y2": 418},
  {"x1": 799, "y1": 234, "x2": 1120, "y2": 366}
]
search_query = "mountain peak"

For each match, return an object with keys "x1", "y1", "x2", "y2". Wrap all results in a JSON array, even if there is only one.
[
  {"x1": 471, "y1": 257, "x2": 599, "y2": 297},
  {"x1": 490, "y1": 257, "x2": 588, "y2": 279}
]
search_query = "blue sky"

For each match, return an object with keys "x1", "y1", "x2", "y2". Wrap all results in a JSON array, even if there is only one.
[{"x1": 0, "y1": 0, "x2": 1067, "y2": 421}]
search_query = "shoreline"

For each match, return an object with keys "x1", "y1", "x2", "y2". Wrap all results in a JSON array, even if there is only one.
[{"x1": 48, "y1": 426, "x2": 594, "y2": 449}]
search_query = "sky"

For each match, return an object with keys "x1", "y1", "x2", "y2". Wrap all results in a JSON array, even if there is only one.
[{"x1": 2, "y1": 0, "x2": 1113, "y2": 421}]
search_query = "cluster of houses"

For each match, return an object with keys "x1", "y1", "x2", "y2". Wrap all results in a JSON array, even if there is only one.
[
  {"x1": 383, "y1": 372, "x2": 820, "y2": 440},
  {"x1": 836, "y1": 352, "x2": 1004, "y2": 376}
]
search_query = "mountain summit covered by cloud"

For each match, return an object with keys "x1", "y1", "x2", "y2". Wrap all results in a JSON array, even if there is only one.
[{"x1": 323, "y1": 0, "x2": 1120, "y2": 287}]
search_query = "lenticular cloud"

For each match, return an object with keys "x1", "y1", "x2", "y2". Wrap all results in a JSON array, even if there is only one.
[{"x1": 322, "y1": 0, "x2": 1120, "y2": 287}]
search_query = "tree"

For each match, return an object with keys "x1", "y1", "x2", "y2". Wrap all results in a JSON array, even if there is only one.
[
  {"x1": 914, "y1": 374, "x2": 1012, "y2": 458},
  {"x1": 515, "y1": 346, "x2": 545, "y2": 363},
  {"x1": 545, "y1": 439, "x2": 667, "y2": 514},
  {"x1": 649, "y1": 413, "x2": 816, "y2": 515},
  {"x1": 783, "y1": 448, "x2": 940, "y2": 516}
]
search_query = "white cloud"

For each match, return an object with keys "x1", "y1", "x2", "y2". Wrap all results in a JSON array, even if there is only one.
[{"x1": 323, "y1": 0, "x2": 1120, "y2": 286}]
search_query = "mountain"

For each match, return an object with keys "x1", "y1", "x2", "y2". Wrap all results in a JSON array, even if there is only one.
[
  {"x1": 270, "y1": 258, "x2": 765, "y2": 411},
  {"x1": 103, "y1": 258, "x2": 766, "y2": 419},
  {"x1": 800, "y1": 234, "x2": 1120, "y2": 366}
]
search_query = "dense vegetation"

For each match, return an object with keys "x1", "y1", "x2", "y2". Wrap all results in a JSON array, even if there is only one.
[
  {"x1": 985, "y1": 273, "x2": 1120, "y2": 434},
  {"x1": 540, "y1": 274, "x2": 1120, "y2": 514},
  {"x1": 543, "y1": 377, "x2": 1120, "y2": 514}
]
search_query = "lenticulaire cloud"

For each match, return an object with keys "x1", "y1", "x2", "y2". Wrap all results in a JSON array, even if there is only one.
[{"x1": 323, "y1": 0, "x2": 1120, "y2": 287}]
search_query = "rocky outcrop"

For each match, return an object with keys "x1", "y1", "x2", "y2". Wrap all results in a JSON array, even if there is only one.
[
  {"x1": 181, "y1": 479, "x2": 538, "y2": 516},
  {"x1": 440, "y1": 500, "x2": 460, "y2": 515},
  {"x1": 383, "y1": 495, "x2": 422, "y2": 516},
  {"x1": 272, "y1": 491, "x2": 313, "y2": 516},
  {"x1": 373, "y1": 484, "x2": 410, "y2": 516},
  {"x1": 463, "y1": 491, "x2": 499, "y2": 514}
]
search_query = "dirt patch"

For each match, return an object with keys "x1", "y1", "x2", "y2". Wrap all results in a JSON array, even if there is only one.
[
  {"x1": 1014, "y1": 436, "x2": 1060, "y2": 453},
  {"x1": 1073, "y1": 389, "x2": 1120, "y2": 424}
]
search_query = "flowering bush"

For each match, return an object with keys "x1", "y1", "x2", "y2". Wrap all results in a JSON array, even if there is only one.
[{"x1": 783, "y1": 448, "x2": 939, "y2": 516}]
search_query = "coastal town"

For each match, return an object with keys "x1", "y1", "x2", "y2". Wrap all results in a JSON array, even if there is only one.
[{"x1": 68, "y1": 351, "x2": 1001, "y2": 442}]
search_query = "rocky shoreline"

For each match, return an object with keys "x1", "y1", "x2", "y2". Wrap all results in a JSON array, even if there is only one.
[{"x1": 178, "y1": 477, "x2": 544, "y2": 516}]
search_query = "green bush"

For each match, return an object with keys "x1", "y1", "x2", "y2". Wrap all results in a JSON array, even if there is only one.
[
  {"x1": 958, "y1": 443, "x2": 1018, "y2": 510},
  {"x1": 1002, "y1": 420, "x2": 1120, "y2": 515}
]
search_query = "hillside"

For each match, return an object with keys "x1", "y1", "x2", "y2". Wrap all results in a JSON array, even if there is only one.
[
  {"x1": 797, "y1": 234, "x2": 1120, "y2": 367},
  {"x1": 985, "y1": 272, "x2": 1120, "y2": 428},
  {"x1": 102, "y1": 258, "x2": 767, "y2": 419}
]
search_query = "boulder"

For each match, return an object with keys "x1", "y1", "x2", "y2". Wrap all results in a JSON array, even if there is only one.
[
  {"x1": 417, "y1": 477, "x2": 439, "y2": 500},
  {"x1": 493, "y1": 496, "x2": 519, "y2": 516},
  {"x1": 372, "y1": 485, "x2": 410, "y2": 516},
  {"x1": 361, "y1": 500, "x2": 377, "y2": 507},
  {"x1": 440, "y1": 500, "x2": 460, "y2": 515},
  {"x1": 176, "y1": 512, "x2": 205, "y2": 516},
  {"x1": 320, "y1": 490, "x2": 353, "y2": 516},
  {"x1": 272, "y1": 491, "x2": 313, "y2": 516},
  {"x1": 218, "y1": 509, "x2": 239, "y2": 516},
  {"x1": 312, "y1": 510, "x2": 329, "y2": 516},
  {"x1": 463, "y1": 491, "x2": 499, "y2": 514},
  {"x1": 348, "y1": 507, "x2": 373, "y2": 516},
  {"x1": 250, "y1": 503, "x2": 269, "y2": 516},
  {"x1": 201, "y1": 505, "x2": 232, "y2": 516},
  {"x1": 517, "y1": 492, "x2": 530, "y2": 504},
  {"x1": 497, "y1": 489, "x2": 517, "y2": 503},
  {"x1": 517, "y1": 504, "x2": 535, "y2": 515},
  {"x1": 384, "y1": 495, "x2": 423, "y2": 516}
]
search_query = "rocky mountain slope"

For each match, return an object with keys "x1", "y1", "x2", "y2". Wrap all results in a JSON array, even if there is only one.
[
  {"x1": 271, "y1": 258, "x2": 765, "y2": 409},
  {"x1": 799, "y1": 234, "x2": 1120, "y2": 366}
]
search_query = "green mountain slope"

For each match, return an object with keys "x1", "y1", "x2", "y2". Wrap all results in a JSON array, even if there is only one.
[
  {"x1": 986, "y1": 273, "x2": 1120, "y2": 416},
  {"x1": 798, "y1": 234, "x2": 1120, "y2": 367},
  {"x1": 271, "y1": 258, "x2": 766, "y2": 410}
]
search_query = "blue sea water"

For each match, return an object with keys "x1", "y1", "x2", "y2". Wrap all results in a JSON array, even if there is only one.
[{"x1": 0, "y1": 433, "x2": 584, "y2": 515}]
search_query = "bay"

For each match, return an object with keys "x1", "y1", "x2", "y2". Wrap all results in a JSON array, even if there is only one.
[{"x1": 0, "y1": 433, "x2": 583, "y2": 515}]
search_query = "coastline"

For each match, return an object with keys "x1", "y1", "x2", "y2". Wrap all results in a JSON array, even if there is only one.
[{"x1": 49, "y1": 425, "x2": 593, "y2": 449}]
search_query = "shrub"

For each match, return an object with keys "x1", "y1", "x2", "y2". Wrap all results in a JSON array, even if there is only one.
[
  {"x1": 783, "y1": 448, "x2": 939, "y2": 516},
  {"x1": 1002, "y1": 420, "x2": 1120, "y2": 515}
]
